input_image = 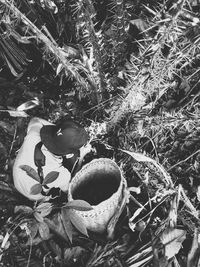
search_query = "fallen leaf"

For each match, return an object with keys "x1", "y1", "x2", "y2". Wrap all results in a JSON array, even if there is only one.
[
  {"x1": 187, "y1": 228, "x2": 200, "y2": 267},
  {"x1": 0, "y1": 110, "x2": 28, "y2": 117},
  {"x1": 160, "y1": 228, "x2": 186, "y2": 260}
]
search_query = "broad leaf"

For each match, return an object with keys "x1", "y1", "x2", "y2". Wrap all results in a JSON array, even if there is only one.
[
  {"x1": 69, "y1": 210, "x2": 88, "y2": 237},
  {"x1": 14, "y1": 205, "x2": 33, "y2": 214},
  {"x1": 43, "y1": 171, "x2": 59, "y2": 185},
  {"x1": 34, "y1": 212, "x2": 44, "y2": 223},
  {"x1": 20, "y1": 165, "x2": 40, "y2": 182},
  {"x1": 30, "y1": 183, "x2": 42, "y2": 195},
  {"x1": 65, "y1": 200, "x2": 93, "y2": 211},
  {"x1": 61, "y1": 208, "x2": 73, "y2": 243},
  {"x1": 38, "y1": 222, "x2": 50, "y2": 240},
  {"x1": 28, "y1": 222, "x2": 39, "y2": 239},
  {"x1": 35, "y1": 202, "x2": 52, "y2": 217},
  {"x1": 45, "y1": 214, "x2": 69, "y2": 242}
]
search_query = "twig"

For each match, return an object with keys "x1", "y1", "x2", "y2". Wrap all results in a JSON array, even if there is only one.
[
  {"x1": 4, "y1": 121, "x2": 17, "y2": 171},
  {"x1": 167, "y1": 149, "x2": 200, "y2": 171},
  {"x1": 27, "y1": 235, "x2": 32, "y2": 267}
]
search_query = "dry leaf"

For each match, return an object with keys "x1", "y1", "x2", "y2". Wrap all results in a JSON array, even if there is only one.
[
  {"x1": 0, "y1": 110, "x2": 28, "y2": 117},
  {"x1": 160, "y1": 228, "x2": 186, "y2": 260},
  {"x1": 16, "y1": 98, "x2": 39, "y2": 111}
]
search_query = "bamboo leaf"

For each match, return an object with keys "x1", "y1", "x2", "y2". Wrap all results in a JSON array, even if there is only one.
[
  {"x1": 38, "y1": 222, "x2": 50, "y2": 240},
  {"x1": 69, "y1": 210, "x2": 88, "y2": 237},
  {"x1": 61, "y1": 208, "x2": 73, "y2": 243},
  {"x1": 30, "y1": 183, "x2": 42, "y2": 195},
  {"x1": 0, "y1": 110, "x2": 28, "y2": 117},
  {"x1": 43, "y1": 171, "x2": 59, "y2": 185},
  {"x1": 65, "y1": 200, "x2": 93, "y2": 211},
  {"x1": 20, "y1": 165, "x2": 40, "y2": 182},
  {"x1": 56, "y1": 63, "x2": 63, "y2": 76},
  {"x1": 16, "y1": 98, "x2": 40, "y2": 111},
  {"x1": 3, "y1": 53, "x2": 22, "y2": 77}
]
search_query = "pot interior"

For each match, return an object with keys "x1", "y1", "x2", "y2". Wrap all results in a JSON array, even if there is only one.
[{"x1": 71, "y1": 162, "x2": 121, "y2": 205}]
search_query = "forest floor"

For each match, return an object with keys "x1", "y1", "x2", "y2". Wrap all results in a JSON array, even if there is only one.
[
  {"x1": 0, "y1": 0, "x2": 200, "y2": 267},
  {"x1": 0, "y1": 68, "x2": 200, "y2": 267}
]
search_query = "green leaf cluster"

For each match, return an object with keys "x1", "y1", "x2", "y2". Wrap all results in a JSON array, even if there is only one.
[
  {"x1": 20, "y1": 165, "x2": 59, "y2": 194},
  {"x1": 61, "y1": 200, "x2": 93, "y2": 243}
]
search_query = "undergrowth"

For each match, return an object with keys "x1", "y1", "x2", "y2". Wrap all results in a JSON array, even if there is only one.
[{"x1": 0, "y1": 0, "x2": 200, "y2": 266}]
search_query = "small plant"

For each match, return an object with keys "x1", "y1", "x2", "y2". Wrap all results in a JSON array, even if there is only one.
[
  {"x1": 20, "y1": 165, "x2": 59, "y2": 194},
  {"x1": 13, "y1": 199, "x2": 93, "y2": 244},
  {"x1": 19, "y1": 164, "x2": 93, "y2": 243},
  {"x1": 15, "y1": 202, "x2": 53, "y2": 242},
  {"x1": 60, "y1": 199, "x2": 93, "y2": 243}
]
